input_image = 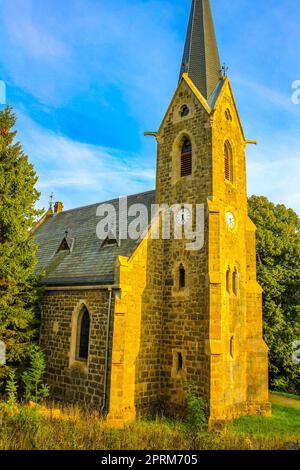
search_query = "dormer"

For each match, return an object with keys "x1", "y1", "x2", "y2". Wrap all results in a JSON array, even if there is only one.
[{"x1": 56, "y1": 231, "x2": 75, "y2": 253}]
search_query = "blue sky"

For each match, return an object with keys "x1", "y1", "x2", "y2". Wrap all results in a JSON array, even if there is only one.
[{"x1": 0, "y1": 0, "x2": 300, "y2": 213}]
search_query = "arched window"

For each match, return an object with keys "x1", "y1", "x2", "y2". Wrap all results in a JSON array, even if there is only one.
[
  {"x1": 226, "y1": 267, "x2": 231, "y2": 293},
  {"x1": 177, "y1": 352, "x2": 183, "y2": 372},
  {"x1": 179, "y1": 264, "x2": 186, "y2": 289},
  {"x1": 230, "y1": 336, "x2": 235, "y2": 358},
  {"x1": 76, "y1": 306, "x2": 90, "y2": 361},
  {"x1": 181, "y1": 137, "x2": 192, "y2": 177},
  {"x1": 224, "y1": 140, "x2": 233, "y2": 183},
  {"x1": 225, "y1": 108, "x2": 232, "y2": 122},
  {"x1": 232, "y1": 268, "x2": 239, "y2": 295}
]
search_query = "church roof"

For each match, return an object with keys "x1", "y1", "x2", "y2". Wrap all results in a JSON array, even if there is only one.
[
  {"x1": 207, "y1": 78, "x2": 225, "y2": 109},
  {"x1": 179, "y1": 0, "x2": 221, "y2": 100},
  {"x1": 34, "y1": 190, "x2": 155, "y2": 286}
]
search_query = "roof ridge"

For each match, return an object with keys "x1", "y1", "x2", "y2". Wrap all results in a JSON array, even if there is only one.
[{"x1": 54, "y1": 189, "x2": 156, "y2": 216}]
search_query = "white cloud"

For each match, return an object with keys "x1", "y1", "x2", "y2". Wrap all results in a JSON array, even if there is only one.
[
  {"x1": 16, "y1": 110, "x2": 300, "y2": 215},
  {"x1": 0, "y1": 0, "x2": 180, "y2": 115},
  {"x1": 1, "y1": 0, "x2": 68, "y2": 60},
  {"x1": 6, "y1": 18, "x2": 68, "y2": 60},
  {"x1": 16, "y1": 112, "x2": 155, "y2": 210},
  {"x1": 235, "y1": 77, "x2": 300, "y2": 117},
  {"x1": 247, "y1": 140, "x2": 300, "y2": 214}
]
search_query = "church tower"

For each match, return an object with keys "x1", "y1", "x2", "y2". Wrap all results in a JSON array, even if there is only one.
[{"x1": 152, "y1": 0, "x2": 270, "y2": 423}]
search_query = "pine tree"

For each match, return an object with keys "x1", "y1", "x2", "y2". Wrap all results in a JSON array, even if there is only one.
[
  {"x1": 0, "y1": 106, "x2": 42, "y2": 386},
  {"x1": 248, "y1": 195, "x2": 300, "y2": 393}
]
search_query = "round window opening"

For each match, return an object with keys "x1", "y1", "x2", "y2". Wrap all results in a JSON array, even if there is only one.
[{"x1": 180, "y1": 105, "x2": 190, "y2": 118}]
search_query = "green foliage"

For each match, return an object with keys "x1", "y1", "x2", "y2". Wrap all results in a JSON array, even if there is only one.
[
  {"x1": 9, "y1": 406, "x2": 41, "y2": 448},
  {"x1": 5, "y1": 369, "x2": 18, "y2": 406},
  {"x1": 248, "y1": 196, "x2": 300, "y2": 393},
  {"x1": 272, "y1": 391, "x2": 300, "y2": 401},
  {"x1": 22, "y1": 346, "x2": 49, "y2": 403},
  {"x1": 228, "y1": 405, "x2": 300, "y2": 439},
  {"x1": 185, "y1": 384, "x2": 207, "y2": 434},
  {"x1": 12, "y1": 406, "x2": 41, "y2": 428},
  {"x1": 0, "y1": 106, "x2": 43, "y2": 386}
]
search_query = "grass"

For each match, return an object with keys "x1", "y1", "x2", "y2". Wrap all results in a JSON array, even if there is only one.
[
  {"x1": 226, "y1": 405, "x2": 300, "y2": 449},
  {"x1": 271, "y1": 391, "x2": 300, "y2": 401},
  {"x1": 0, "y1": 403, "x2": 299, "y2": 450}
]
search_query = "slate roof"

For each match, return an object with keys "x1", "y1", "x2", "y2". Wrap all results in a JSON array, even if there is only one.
[
  {"x1": 207, "y1": 79, "x2": 224, "y2": 110},
  {"x1": 179, "y1": 0, "x2": 221, "y2": 100},
  {"x1": 34, "y1": 190, "x2": 156, "y2": 286}
]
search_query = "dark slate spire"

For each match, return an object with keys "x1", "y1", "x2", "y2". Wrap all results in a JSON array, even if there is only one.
[{"x1": 179, "y1": 0, "x2": 221, "y2": 99}]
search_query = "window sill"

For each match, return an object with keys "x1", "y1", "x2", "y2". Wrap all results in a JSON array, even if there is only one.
[
  {"x1": 69, "y1": 360, "x2": 89, "y2": 375},
  {"x1": 225, "y1": 179, "x2": 236, "y2": 190},
  {"x1": 171, "y1": 369, "x2": 187, "y2": 381},
  {"x1": 172, "y1": 287, "x2": 190, "y2": 298},
  {"x1": 172, "y1": 173, "x2": 194, "y2": 186},
  {"x1": 227, "y1": 292, "x2": 240, "y2": 298}
]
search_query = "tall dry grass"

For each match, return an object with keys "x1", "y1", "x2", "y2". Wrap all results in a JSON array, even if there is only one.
[{"x1": 0, "y1": 402, "x2": 299, "y2": 450}]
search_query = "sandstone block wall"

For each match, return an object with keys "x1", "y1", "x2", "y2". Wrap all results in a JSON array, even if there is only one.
[{"x1": 40, "y1": 288, "x2": 113, "y2": 408}]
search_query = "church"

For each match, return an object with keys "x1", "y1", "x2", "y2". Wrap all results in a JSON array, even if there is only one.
[{"x1": 33, "y1": 0, "x2": 271, "y2": 426}]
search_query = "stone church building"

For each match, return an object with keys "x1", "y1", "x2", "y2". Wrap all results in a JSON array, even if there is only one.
[{"x1": 33, "y1": 0, "x2": 271, "y2": 426}]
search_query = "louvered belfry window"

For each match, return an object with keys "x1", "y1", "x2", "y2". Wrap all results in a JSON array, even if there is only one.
[
  {"x1": 181, "y1": 137, "x2": 192, "y2": 177},
  {"x1": 224, "y1": 140, "x2": 233, "y2": 182}
]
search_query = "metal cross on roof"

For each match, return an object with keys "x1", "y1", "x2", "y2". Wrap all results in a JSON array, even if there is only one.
[
  {"x1": 49, "y1": 192, "x2": 54, "y2": 210},
  {"x1": 221, "y1": 63, "x2": 229, "y2": 78}
]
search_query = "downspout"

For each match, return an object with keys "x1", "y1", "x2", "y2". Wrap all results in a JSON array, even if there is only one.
[{"x1": 101, "y1": 287, "x2": 113, "y2": 414}]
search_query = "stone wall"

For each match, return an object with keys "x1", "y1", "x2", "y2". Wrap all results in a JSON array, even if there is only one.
[
  {"x1": 40, "y1": 288, "x2": 114, "y2": 409},
  {"x1": 135, "y1": 235, "x2": 165, "y2": 416},
  {"x1": 208, "y1": 78, "x2": 270, "y2": 423},
  {"x1": 108, "y1": 236, "x2": 160, "y2": 424},
  {"x1": 153, "y1": 76, "x2": 213, "y2": 414}
]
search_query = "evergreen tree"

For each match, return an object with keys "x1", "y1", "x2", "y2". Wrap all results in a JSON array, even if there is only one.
[
  {"x1": 248, "y1": 195, "x2": 300, "y2": 392},
  {"x1": 0, "y1": 106, "x2": 42, "y2": 386}
]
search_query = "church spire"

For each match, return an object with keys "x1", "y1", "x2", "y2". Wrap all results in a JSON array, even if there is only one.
[{"x1": 179, "y1": 0, "x2": 221, "y2": 99}]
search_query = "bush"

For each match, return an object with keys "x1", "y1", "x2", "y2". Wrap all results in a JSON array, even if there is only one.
[
  {"x1": 185, "y1": 384, "x2": 207, "y2": 434},
  {"x1": 11, "y1": 406, "x2": 41, "y2": 430},
  {"x1": 22, "y1": 346, "x2": 49, "y2": 404},
  {"x1": 5, "y1": 369, "x2": 18, "y2": 406}
]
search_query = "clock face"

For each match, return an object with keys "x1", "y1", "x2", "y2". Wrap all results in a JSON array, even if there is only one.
[
  {"x1": 176, "y1": 208, "x2": 191, "y2": 226},
  {"x1": 226, "y1": 211, "x2": 235, "y2": 229}
]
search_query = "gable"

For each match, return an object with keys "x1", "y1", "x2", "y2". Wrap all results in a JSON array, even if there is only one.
[
  {"x1": 211, "y1": 78, "x2": 246, "y2": 141},
  {"x1": 158, "y1": 74, "x2": 212, "y2": 136}
]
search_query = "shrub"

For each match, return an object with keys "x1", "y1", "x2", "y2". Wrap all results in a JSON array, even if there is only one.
[
  {"x1": 185, "y1": 384, "x2": 207, "y2": 434},
  {"x1": 5, "y1": 369, "x2": 18, "y2": 406},
  {"x1": 22, "y1": 346, "x2": 49, "y2": 404}
]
